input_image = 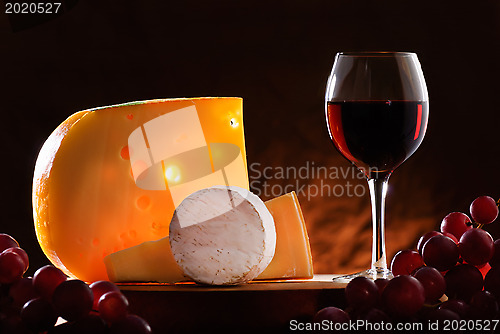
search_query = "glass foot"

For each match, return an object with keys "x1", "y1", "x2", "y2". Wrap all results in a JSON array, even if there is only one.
[{"x1": 332, "y1": 268, "x2": 393, "y2": 283}]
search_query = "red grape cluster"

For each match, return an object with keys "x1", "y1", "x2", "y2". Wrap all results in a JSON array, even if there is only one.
[
  {"x1": 314, "y1": 195, "x2": 500, "y2": 328},
  {"x1": 0, "y1": 233, "x2": 152, "y2": 334}
]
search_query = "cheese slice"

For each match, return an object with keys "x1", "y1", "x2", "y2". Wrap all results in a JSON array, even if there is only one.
[
  {"x1": 257, "y1": 191, "x2": 313, "y2": 279},
  {"x1": 32, "y1": 97, "x2": 247, "y2": 282},
  {"x1": 104, "y1": 191, "x2": 313, "y2": 282},
  {"x1": 169, "y1": 186, "x2": 276, "y2": 285}
]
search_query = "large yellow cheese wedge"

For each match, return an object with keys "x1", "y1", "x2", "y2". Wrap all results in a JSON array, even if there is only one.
[
  {"x1": 33, "y1": 98, "x2": 247, "y2": 282},
  {"x1": 104, "y1": 191, "x2": 314, "y2": 282}
]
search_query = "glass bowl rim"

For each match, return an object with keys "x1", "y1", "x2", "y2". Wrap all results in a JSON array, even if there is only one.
[{"x1": 337, "y1": 51, "x2": 416, "y2": 57}]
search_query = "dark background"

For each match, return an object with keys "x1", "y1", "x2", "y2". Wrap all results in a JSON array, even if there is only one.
[{"x1": 1, "y1": 0, "x2": 500, "y2": 277}]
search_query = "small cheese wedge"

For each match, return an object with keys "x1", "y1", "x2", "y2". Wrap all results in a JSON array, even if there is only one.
[
  {"x1": 104, "y1": 191, "x2": 313, "y2": 282},
  {"x1": 257, "y1": 191, "x2": 313, "y2": 280},
  {"x1": 169, "y1": 186, "x2": 276, "y2": 285}
]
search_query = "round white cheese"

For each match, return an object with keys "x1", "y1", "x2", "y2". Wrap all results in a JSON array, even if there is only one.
[{"x1": 169, "y1": 186, "x2": 276, "y2": 285}]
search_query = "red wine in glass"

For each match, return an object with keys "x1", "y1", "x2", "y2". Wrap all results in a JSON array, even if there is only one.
[{"x1": 327, "y1": 100, "x2": 428, "y2": 179}]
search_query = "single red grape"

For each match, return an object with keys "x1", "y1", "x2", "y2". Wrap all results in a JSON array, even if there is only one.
[
  {"x1": 109, "y1": 314, "x2": 152, "y2": 334},
  {"x1": 469, "y1": 290, "x2": 499, "y2": 320},
  {"x1": 438, "y1": 299, "x2": 469, "y2": 319},
  {"x1": 484, "y1": 266, "x2": 500, "y2": 299},
  {"x1": 489, "y1": 239, "x2": 500, "y2": 268},
  {"x1": 89, "y1": 280, "x2": 121, "y2": 310},
  {"x1": 445, "y1": 264, "x2": 483, "y2": 302},
  {"x1": 422, "y1": 235, "x2": 459, "y2": 271},
  {"x1": 344, "y1": 276, "x2": 379, "y2": 311},
  {"x1": 20, "y1": 297, "x2": 58, "y2": 332},
  {"x1": 413, "y1": 266, "x2": 446, "y2": 303},
  {"x1": 381, "y1": 275, "x2": 425, "y2": 317},
  {"x1": 0, "y1": 233, "x2": 19, "y2": 252},
  {"x1": 98, "y1": 291, "x2": 129, "y2": 323},
  {"x1": 4, "y1": 247, "x2": 29, "y2": 273},
  {"x1": 459, "y1": 228, "x2": 494, "y2": 267},
  {"x1": 470, "y1": 196, "x2": 499, "y2": 225},
  {"x1": 417, "y1": 231, "x2": 442, "y2": 255},
  {"x1": 0, "y1": 250, "x2": 26, "y2": 284},
  {"x1": 33, "y1": 265, "x2": 67, "y2": 300},
  {"x1": 9, "y1": 277, "x2": 39, "y2": 309},
  {"x1": 391, "y1": 249, "x2": 424, "y2": 276},
  {"x1": 52, "y1": 279, "x2": 93, "y2": 322},
  {"x1": 441, "y1": 212, "x2": 472, "y2": 239}
]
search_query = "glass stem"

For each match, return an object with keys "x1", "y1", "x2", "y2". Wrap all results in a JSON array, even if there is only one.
[{"x1": 368, "y1": 175, "x2": 390, "y2": 275}]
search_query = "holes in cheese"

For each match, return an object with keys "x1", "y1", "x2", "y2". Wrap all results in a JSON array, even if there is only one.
[
  {"x1": 169, "y1": 186, "x2": 276, "y2": 285},
  {"x1": 103, "y1": 191, "x2": 313, "y2": 283}
]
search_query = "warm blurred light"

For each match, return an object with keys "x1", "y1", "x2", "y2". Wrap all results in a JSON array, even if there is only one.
[{"x1": 165, "y1": 165, "x2": 181, "y2": 183}]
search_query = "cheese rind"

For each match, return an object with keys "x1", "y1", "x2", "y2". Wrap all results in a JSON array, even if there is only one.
[{"x1": 169, "y1": 186, "x2": 276, "y2": 285}]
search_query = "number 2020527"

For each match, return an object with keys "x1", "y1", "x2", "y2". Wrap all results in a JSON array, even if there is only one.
[{"x1": 5, "y1": 2, "x2": 61, "y2": 14}]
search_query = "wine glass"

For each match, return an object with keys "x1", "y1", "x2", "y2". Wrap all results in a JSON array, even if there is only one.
[{"x1": 325, "y1": 52, "x2": 429, "y2": 281}]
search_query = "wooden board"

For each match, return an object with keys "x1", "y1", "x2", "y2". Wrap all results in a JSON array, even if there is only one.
[{"x1": 120, "y1": 275, "x2": 346, "y2": 333}]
